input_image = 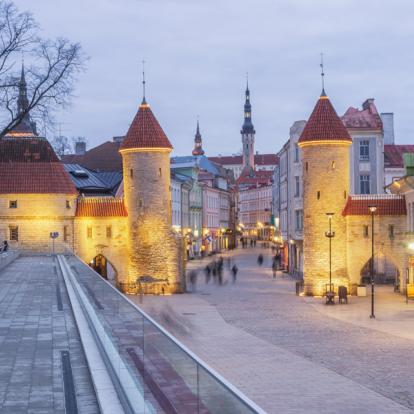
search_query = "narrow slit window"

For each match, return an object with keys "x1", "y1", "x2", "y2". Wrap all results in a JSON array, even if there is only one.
[
  {"x1": 158, "y1": 168, "x2": 162, "y2": 177},
  {"x1": 363, "y1": 225, "x2": 369, "y2": 238},
  {"x1": 87, "y1": 227, "x2": 92, "y2": 239},
  {"x1": 106, "y1": 226, "x2": 112, "y2": 238},
  {"x1": 130, "y1": 169, "x2": 133, "y2": 178},
  {"x1": 317, "y1": 191, "x2": 320, "y2": 200}
]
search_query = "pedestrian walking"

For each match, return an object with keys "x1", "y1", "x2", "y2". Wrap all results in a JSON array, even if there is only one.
[
  {"x1": 257, "y1": 254, "x2": 264, "y2": 266},
  {"x1": 204, "y1": 265, "x2": 211, "y2": 284},
  {"x1": 226, "y1": 256, "x2": 231, "y2": 270},
  {"x1": 189, "y1": 270, "x2": 198, "y2": 292},
  {"x1": 272, "y1": 260, "x2": 277, "y2": 279},
  {"x1": 231, "y1": 264, "x2": 238, "y2": 283}
]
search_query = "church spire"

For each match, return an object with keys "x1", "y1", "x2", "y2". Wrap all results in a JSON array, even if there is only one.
[
  {"x1": 241, "y1": 77, "x2": 255, "y2": 169},
  {"x1": 192, "y1": 118, "x2": 205, "y2": 156},
  {"x1": 17, "y1": 61, "x2": 29, "y2": 116}
]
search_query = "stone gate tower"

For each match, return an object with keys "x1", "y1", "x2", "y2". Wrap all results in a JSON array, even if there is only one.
[
  {"x1": 119, "y1": 96, "x2": 182, "y2": 294},
  {"x1": 298, "y1": 90, "x2": 352, "y2": 295}
]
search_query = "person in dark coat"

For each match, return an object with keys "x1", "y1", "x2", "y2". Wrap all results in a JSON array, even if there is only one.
[
  {"x1": 257, "y1": 254, "x2": 264, "y2": 266},
  {"x1": 231, "y1": 264, "x2": 238, "y2": 283}
]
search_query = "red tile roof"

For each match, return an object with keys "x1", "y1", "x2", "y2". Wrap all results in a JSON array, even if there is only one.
[
  {"x1": 342, "y1": 195, "x2": 406, "y2": 216},
  {"x1": 208, "y1": 154, "x2": 278, "y2": 166},
  {"x1": 299, "y1": 95, "x2": 352, "y2": 144},
  {"x1": 76, "y1": 197, "x2": 128, "y2": 217},
  {"x1": 384, "y1": 144, "x2": 414, "y2": 168},
  {"x1": 120, "y1": 103, "x2": 173, "y2": 150},
  {"x1": 341, "y1": 99, "x2": 382, "y2": 130},
  {"x1": 0, "y1": 138, "x2": 76, "y2": 194},
  {"x1": 236, "y1": 168, "x2": 273, "y2": 186},
  {"x1": 62, "y1": 141, "x2": 122, "y2": 172}
]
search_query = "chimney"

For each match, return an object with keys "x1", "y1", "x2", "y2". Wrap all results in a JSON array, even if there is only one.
[
  {"x1": 113, "y1": 136, "x2": 125, "y2": 144},
  {"x1": 362, "y1": 98, "x2": 375, "y2": 112},
  {"x1": 75, "y1": 141, "x2": 86, "y2": 155},
  {"x1": 381, "y1": 113, "x2": 395, "y2": 145}
]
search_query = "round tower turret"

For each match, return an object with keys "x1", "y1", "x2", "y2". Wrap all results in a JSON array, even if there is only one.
[{"x1": 298, "y1": 91, "x2": 352, "y2": 295}]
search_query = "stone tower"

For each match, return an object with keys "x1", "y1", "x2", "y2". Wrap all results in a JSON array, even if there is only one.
[
  {"x1": 298, "y1": 90, "x2": 352, "y2": 295},
  {"x1": 192, "y1": 120, "x2": 205, "y2": 156},
  {"x1": 119, "y1": 96, "x2": 182, "y2": 294},
  {"x1": 241, "y1": 82, "x2": 255, "y2": 169}
]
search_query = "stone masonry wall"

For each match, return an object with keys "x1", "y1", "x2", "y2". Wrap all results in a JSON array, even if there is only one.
[
  {"x1": 346, "y1": 215, "x2": 408, "y2": 292},
  {"x1": 0, "y1": 194, "x2": 77, "y2": 253},
  {"x1": 301, "y1": 144, "x2": 351, "y2": 295},
  {"x1": 74, "y1": 216, "x2": 129, "y2": 286},
  {"x1": 122, "y1": 150, "x2": 182, "y2": 294}
]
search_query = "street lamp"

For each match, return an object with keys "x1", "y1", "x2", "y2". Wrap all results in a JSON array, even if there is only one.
[
  {"x1": 369, "y1": 205, "x2": 377, "y2": 319},
  {"x1": 325, "y1": 213, "x2": 335, "y2": 296}
]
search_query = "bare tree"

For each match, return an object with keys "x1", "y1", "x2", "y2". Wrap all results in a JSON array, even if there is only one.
[
  {"x1": 0, "y1": 1, "x2": 86, "y2": 138},
  {"x1": 50, "y1": 134, "x2": 71, "y2": 158}
]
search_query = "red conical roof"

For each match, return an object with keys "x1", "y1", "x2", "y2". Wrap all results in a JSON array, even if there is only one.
[
  {"x1": 120, "y1": 102, "x2": 173, "y2": 150},
  {"x1": 298, "y1": 94, "x2": 352, "y2": 144}
]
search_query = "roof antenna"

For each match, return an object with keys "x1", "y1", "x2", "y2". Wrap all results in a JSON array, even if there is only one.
[
  {"x1": 141, "y1": 59, "x2": 147, "y2": 105},
  {"x1": 320, "y1": 53, "x2": 326, "y2": 97}
]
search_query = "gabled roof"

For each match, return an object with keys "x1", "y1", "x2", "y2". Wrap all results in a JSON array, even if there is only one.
[
  {"x1": 299, "y1": 94, "x2": 352, "y2": 144},
  {"x1": 384, "y1": 144, "x2": 414, "y2": 168},
  {"x1": 208, "y1": 154, "x2": 278, "y2": 166},
  {"x1": 120, "y1": 103, "x2": 172, "y2": 150},
  {"x1": 236, "y1": 168, "x2": 273, "y2": 187},
  {"x1": 342, "y1": 195, "x2": 406, "y2": 216},
  {"x1": 0, "y1": 137, "x2": 76, "y2": 194},
  {"x1": 341, "y1": 99, "x2": 382, "y2": 130},
  {"x1": 62, "y1": 141, "x2": 122, "y2": 172},
  {"x1": 76, "y1": 197, "x2": 128, "y2": 217}
]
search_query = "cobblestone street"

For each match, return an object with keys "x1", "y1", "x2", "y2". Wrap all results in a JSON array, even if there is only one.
[{"x1": 132, "y1": 247, "x2": 414, "y2": 413}]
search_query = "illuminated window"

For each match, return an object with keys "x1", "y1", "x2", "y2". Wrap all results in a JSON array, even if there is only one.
[
  {"x1": 106, "y1": 226, "x2": 112, "y2": 238},
  {"x1": 9, "y1": 226, "x2": 18, "y2": 241},
  {"x1": 87, "y1": 227, "x2": 92, "y2": 238},
  {"x1": 9, "y1": 200, "x2": 17, "y2": 208}
]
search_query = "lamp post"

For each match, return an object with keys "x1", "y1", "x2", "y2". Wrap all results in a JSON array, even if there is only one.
[
  {"x1": 325, "y1": 213, "x2": 335, "y2": 295},
  {"x1": 369, "y1": 205, "x2": 377, "y2": 319}
]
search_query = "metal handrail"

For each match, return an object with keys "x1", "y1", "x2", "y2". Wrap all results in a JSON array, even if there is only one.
[{"x1": 71, "y1": 254, "x2": 266, "y2": 414}]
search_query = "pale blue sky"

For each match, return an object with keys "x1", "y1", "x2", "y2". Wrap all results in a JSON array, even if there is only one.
[{"x1": 15, "y1": 0, "x2": 414, "y2": 155}]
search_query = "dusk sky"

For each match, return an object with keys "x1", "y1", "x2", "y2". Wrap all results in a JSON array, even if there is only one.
[{"x1": 15, "y1": 0, "x2": 414, "y2": 156}]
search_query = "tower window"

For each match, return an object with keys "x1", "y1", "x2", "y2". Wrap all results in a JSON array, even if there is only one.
[
  {"x1": 87, "y1": 227, "x2": 92, "y2": 239},
  {"x1": 305, "y1": 162, "x2": 308, "y2": 172},
  {"x1": 63, "y1": 225, "x2": 69, "y2": 242},
  {"x1": 331, "y1": 161, "x2": 335, "y2": 170},
  {"x1": 344, "y1": 190, "x2": 347, "y2": 199},
  {"x1": 388, "y1": 224, "x2": 394, "y2": 239},
  {"x1": 130, "y1": 169, "x2": 133, "y2": 178},
  {"x1": 363, "y1": 225, "x2": 369, "y2": 238},
  {"x1": 317, "y1": 191, "x2": 321, "y2": 200},
  {"x1": 106, "y1": 226, "x2": 112, "y2": 238},
  {"x1": 158, "y1": 168, "x2": 162, "y2": 177},
  {"x1": 9, "y1": 226, "x2": 18, "y2": 241},
  {"x1": 66, "y1": 200, "x2": 71, "y2": 209},
  {"x1": 9, "y1": 200, "x2": 17, "y2": 208},
  {"x1": 139, "y1": 199, "x2": 143, "y2": 208}
]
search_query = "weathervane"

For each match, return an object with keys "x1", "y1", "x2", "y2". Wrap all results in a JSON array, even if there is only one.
[
  {"x1": 320, "y1": 52, "x2": 325, "y2": 94},
  {"x1": 142, "y1": 59, "x2": 146, "y2": 104}
]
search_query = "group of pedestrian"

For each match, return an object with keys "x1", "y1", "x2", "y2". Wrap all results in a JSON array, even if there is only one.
[{"x1": 240, "y1": 237, "x2": 257, "y2": 249}]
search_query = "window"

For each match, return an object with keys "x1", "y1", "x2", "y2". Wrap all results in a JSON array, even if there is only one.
[
  {"x1": 359, "y1": 140, "x2": 370, "y2": 161},
  {"x1": 294, "y1": 145, "x2": 299, "y2": 162},
  {"x1": 331, "y1": 161, "x2": 335, "y2": 170},
  {"x1": 294, "y1": 176, "x2": 300, "y2": 197},
  {"x1": 9, "y1": 226, "x2": 18, "y2": 241},
  {"x1": 360, "y1": 175, "x2": 370, "y2": 194},
  {"x1": 388, "y1": 224, "x2": 394, "y2": 239},
  {"x1": 87, "y1": 227, "x2": 92, "y2": 238},
  {"x1": 158, "y1": 168, "x2": 162, "y2": 177},
  {"x1": 106, "y1": 226, "x2": 112, "y2": 238},
  {"x1": 295, "y1": 210, "x2": 303, "y2": 231},
  {"x1": 317, "y1": 191, "x2": 321, "y2": 200},
  {"x1": 305, "y1": 162, "x2": 308, "y2": 172},
  {"x1": 363, "y1": 225, "x2": 369, "y2": 238},
  {"x1": 66, "y1": 200, "x2": 71, "y2": 209},
  {"x1": 64, "y1": 226, "x2": 69, "y2": 242},
  {"x1": 139, "y1": 199, "x2": 143, "y2": 208},
  {"x1": 130, "y1": 169, "x2": 133, "y2": 178},
  {"x1": 344, "y1": 190, "x2": 347, "y2": 199},
  {"x1": 9, "y1": 200, "x2": 17, "y2": 208}
]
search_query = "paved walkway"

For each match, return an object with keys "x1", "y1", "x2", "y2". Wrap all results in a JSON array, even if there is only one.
[
  {"x1": 0, "y1": 255, "x2": 99, "y2": 414},
  {"x1": 131, "y1": 247, "x2": 414, "y2": 414}
]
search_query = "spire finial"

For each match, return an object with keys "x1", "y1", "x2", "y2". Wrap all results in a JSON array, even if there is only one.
[
  {"x1": 141, "y1": 59, "x2": 147, "y2": 105},
  {"x1": 320, "y1": 53, "x2": 326, "y2": 97}
]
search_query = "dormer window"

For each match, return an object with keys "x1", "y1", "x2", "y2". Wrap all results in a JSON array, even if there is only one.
[{"x1": 9, "y1": 200, "x2": 17, "y2": 209}]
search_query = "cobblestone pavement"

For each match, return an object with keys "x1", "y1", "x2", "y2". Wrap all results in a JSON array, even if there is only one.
[
  {"x1": 134, "y1": 247, "x2": 414, "y2": 414},
  {"x1": 0, "y1": 255, "x2": 99, "y2": 414}
]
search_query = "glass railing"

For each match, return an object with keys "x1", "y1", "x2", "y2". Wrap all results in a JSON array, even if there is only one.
[{"x1": 62, "y1": 255, "x2": 264, "y2": 414}]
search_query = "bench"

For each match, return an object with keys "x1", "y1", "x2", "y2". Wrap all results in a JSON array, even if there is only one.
[{"x1": 338, "y1": 286, "x2": 348, "y2": 304}]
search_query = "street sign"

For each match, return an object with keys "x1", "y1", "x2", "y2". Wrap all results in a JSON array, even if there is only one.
[{"x1": 50, "y1": 232, "x2": 59, "y2": 239}]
